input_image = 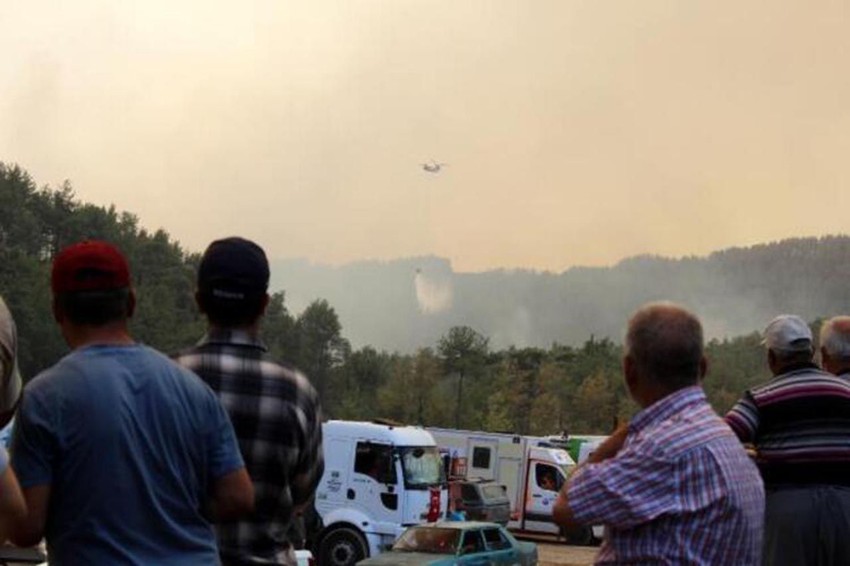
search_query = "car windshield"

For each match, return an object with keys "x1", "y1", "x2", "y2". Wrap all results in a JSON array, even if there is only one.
[
  {"x1": 399, "y1": 446, "x2": 445, "y2": 488},
  {"x1": 392, "y1": 527, "x2": 460, "y2": 554}
]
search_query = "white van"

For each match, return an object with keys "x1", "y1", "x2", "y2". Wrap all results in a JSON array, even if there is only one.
[{"x1": 314, "y1": 421, "x2": 448, "y2": 566}]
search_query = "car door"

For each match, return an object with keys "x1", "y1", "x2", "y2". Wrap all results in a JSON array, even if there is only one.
[
  {"x1": 456, "y1": 530, "x2": 492, "y2": 566},
  {"x1": 481, "y1": 527, "x2": 520, "y2": 565}
]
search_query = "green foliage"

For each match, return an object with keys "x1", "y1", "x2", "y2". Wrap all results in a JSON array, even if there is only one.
[
  {"x1": 293, "y1": 299, "x2": 350, "y2": 404},
  {"x1": 438, "y1": 326, "x2": 489, "y2": 429},
  {"x1": 0, "y1": 162, "x2": 810, "y2": 437}
]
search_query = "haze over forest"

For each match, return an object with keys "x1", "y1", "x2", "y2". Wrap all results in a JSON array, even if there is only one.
[
  {"x1": 272, "y1": 235, "x2": 850, "y2": 352},
  {"x1": 5, "y1": 162, "x2": 849, "y2": 431}
]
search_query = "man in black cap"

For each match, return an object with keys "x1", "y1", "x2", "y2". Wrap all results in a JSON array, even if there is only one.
[{"x1": 175, "y1": 237, "x2": 324, "y2": 566}]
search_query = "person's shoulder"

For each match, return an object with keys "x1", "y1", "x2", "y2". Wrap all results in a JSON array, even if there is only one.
[
  {"x1": 751, "y1": 367, "x2": 845, "y2": 396},
  {"x1": 259, "y1": 357, "x2": 318, "y2": 395},
  {"x1": 137, "y1": 345, "x2": 214, "y2": 393},
  {"x1": 23, "y1": 350, "x2": 85, "y2": 395},
  {"x1": 171, "y1": 343, "x2": 203, "y2": 365},
  {"x1": 642, "y1": 403, "x2": 731, "y2": 458}
]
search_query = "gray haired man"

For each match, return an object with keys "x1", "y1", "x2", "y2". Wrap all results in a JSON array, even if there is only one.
[
  {"x1": 727, "y1": 315, "x2": 850, "y2": 566},
  {"x1": 820, "y1": 316, "x2": 850, "y2": 378}
]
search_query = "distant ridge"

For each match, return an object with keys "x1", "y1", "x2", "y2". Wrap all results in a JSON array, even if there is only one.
[{"x1": 270, "y1": 235, "x2": 850, "y2": 352}]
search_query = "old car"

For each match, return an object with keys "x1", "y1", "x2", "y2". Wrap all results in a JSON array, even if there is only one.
[{"x1": 355, "y1": 521, "x2": 537, "y2": 565}]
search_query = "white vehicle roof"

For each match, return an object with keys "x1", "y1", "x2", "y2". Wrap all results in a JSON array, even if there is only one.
[{"x1": 324, "y1": 420, "x2": 436, "y2": 446}]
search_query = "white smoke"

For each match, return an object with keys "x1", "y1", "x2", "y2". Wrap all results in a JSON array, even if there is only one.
[{"x1": 414, "y1": 270, "x2": 453, "y2": 314}]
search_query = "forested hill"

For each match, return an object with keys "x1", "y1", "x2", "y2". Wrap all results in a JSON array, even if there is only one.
[
  {"x1": 3, "y1": 161, "x2": 843, "y2": 430},
  {"x1": 271, "y1": 236, "x2": 850, "y2": 352}
]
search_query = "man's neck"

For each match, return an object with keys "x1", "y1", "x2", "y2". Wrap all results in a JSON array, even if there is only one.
[
  {"x1": 65, "y1": 323, "x2": 134, "y2": 350},
  {"x1": 209, "y1": 322, "x2": 261, "y2": 337}
]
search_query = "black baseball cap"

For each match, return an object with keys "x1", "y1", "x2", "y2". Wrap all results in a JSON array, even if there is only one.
[{"x1": 197, "y1": 237, "x2": 270, "y2": 300}]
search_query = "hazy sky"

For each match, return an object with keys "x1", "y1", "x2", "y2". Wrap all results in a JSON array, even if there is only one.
[{"x1": 2, "y1": 1, "x2": 848, "y2": 272}]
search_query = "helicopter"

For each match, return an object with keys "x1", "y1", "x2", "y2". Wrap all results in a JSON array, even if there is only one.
[{"x1": 421, "y1": 160, "x2": 447, "y2": 173}]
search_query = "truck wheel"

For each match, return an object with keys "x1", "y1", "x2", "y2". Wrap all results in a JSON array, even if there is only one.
[{"x1": 318, "y1": 527, "x2": 368, "y2": 566}]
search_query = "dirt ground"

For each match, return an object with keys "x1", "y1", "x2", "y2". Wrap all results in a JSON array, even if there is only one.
[
  {"x1": 537, "y1": 541, "x2": 597, "y2": 565},
  {"x1": 515, "y1": 535, "x2": 598, "y2": 566}
]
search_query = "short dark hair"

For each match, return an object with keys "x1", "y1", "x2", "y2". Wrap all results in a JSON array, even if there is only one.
[
  {"x1": 626, "y1": 302, "x2": 703, "y2": 391},
  {"x1": 197, "y1": 291, "x2": 266, "y2": 328},
  {"x1": 56, "y1": 288, "x2": 132, "y2": 326}
]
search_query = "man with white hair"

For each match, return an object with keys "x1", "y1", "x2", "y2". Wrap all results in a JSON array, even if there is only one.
[
  {"x1": 819, "y1": 316, "x2": 850, "y2": 377},
  {"x1": 726, "y1": 314, "x2": 850, "y2": 566}
]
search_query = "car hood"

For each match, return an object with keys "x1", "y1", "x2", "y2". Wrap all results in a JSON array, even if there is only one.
[{"x1": 357, "y1": 551, "x2": 451, "y2": 565}]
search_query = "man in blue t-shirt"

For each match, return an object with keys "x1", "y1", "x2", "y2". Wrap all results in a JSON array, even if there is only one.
[{"x1": 10, "y1": 240, "x2": 254, "y2": 565}]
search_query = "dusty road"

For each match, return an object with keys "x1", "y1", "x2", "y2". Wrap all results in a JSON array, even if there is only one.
[
  {"x1": 536, "y1": 541, "x2": 597, "y2": 565},
  {"x1": 514, "y1": 534, "x2": 597, "y2": 566}
]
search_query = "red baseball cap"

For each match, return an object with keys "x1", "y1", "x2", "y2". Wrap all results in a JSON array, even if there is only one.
[{"x1": 51, "y1": 240, "x2": 131, "y2": 294}]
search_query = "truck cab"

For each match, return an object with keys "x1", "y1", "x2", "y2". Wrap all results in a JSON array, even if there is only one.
[{"x1": 315, "y1": 421, "x2": 448, "y2": 566}]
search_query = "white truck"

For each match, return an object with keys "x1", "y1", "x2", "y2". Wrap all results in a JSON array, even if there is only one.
[
  {"x1": 314, "y1": 421, "x2": 448, "y2": 566},
  {"x1": 426, "y1": 427, "x2": 577, "y2": 538}
]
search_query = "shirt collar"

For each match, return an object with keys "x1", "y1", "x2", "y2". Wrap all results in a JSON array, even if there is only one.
[
  {"x1": 629, "y1": 385, "x2": 706, "y2": 435},
  {"x1": 776, "y1": 361, "x2": 820, "y2": 377},
  {"x1": 197, "y1": 328, "x2": 268, "y2": 352}
]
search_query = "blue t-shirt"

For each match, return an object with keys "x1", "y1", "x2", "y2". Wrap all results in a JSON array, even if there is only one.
[{"x1": 12, "y1": 344, "x2": 245, "y2": 565}]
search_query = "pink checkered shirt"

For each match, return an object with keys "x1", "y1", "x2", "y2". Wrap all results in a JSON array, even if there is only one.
[{"x1": 568, "y1": 386, "x2": 764, "y2": 565}]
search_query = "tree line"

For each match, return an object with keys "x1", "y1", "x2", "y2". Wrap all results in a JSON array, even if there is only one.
[{"x1": 2, "y1": 163, "x2": 777, "y2": 434}]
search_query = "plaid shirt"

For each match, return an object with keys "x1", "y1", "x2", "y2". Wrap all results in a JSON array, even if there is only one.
[
  {"x1": 176, "y1": 329, "x2": 324, "y2": 565},
  {"x1": 568, "y1": 386, "x2": 764, "y2": 566}
]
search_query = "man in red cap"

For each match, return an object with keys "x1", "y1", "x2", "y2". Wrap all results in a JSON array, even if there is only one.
[{"x1": 10, "y1": 240, "x2": 254, "y2": 565}]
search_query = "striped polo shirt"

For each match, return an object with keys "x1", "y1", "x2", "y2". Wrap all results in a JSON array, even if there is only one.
[{"x1": 725, "y1": 363, "x2": 850, "y2": 487}]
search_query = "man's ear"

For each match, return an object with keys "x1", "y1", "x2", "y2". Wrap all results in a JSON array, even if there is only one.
[
  {"x1": 127, "y1": 289, "x2": 137, "y2": 318},
  {"x1": 623, "y1": 355, "x2": 638, "y2": 396},
  {"x1": 51, "y1": 296, "x2": 63, "y2": 324},
  {"x1": 767, "y1": 349, "x2": 777, "y2": 373},
  {"x1": 194, "y1": 290, "x2": 206, "y2": 314}
]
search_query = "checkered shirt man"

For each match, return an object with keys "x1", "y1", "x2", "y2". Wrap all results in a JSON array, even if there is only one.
[
  {"x1": 176, "y1": 328, "x2": 323, "y2": 565},
  {"x1": 568, "y1": 386, "x2": 764, "y2": 565}
]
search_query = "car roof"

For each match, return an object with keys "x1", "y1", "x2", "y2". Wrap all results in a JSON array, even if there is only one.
[{"x1": 415, "y1": 521, "x2": 503, "y2": 530}]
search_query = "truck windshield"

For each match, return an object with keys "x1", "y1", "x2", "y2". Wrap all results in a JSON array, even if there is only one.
[{"x1": 398, "y1": 446, "x2": 445, "y2": 488}]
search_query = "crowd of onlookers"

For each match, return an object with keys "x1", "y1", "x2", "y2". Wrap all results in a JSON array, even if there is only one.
[
  {"x1": 2, "y1": 238, "x2": 850, "y2": 566},
  {"x1": 554, "y1": 305, "x2": 850, "y2": 566},
  {"x1": 1, "y1": 238, "x2": 322, "y2": 566}
]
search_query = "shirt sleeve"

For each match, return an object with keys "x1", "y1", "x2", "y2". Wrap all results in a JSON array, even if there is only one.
[
  {"x1": 10, "y1": 389, "x2": 55, "y2": 488},
  {"x1": 205, "y1": 394, "x2": 245, "y2": 479},
  {"x1": 724, "y1": 392, "x2": 759, "y2": 443},
  {"x1": 567, "y1": 440, "x2": 676, "y2": 529},
  {"x1": 290, "y1": 381, "x2": 324, "y2": 507}
]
